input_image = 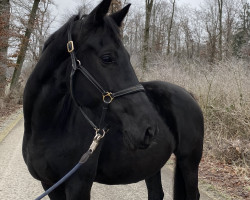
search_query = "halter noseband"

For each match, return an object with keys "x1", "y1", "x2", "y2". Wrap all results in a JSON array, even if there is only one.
[{"x1": 67, "y1": 19, "x2": 145, "y2": 135}]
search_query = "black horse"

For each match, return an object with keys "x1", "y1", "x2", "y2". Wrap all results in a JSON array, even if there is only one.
[{"x1": 23, "y1": 0, "x2": 204, "y2": 199}]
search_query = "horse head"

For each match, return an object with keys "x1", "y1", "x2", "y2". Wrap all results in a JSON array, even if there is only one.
[{"x1": 41, "y1": 0, "x2": 158, "y2": 150}]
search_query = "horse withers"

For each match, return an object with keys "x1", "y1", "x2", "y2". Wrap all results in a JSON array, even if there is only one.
[{"x1": 22, "y1": 0, "x2": 204, "y2": 199}]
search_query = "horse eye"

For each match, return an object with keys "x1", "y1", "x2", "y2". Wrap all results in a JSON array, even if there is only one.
[{"x1": 101, "y1": 54, "x2": 114, "y2": 64}]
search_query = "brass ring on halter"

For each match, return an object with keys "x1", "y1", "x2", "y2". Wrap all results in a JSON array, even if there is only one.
[{"x1": 102, "y1": 92, "x2": 114, "y2": 104}]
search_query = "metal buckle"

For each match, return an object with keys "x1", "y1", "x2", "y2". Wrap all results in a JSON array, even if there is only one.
[
  {"x1": 103, "y1": 92, "x2": 114, "y2": 104},
  {"x1": 67, "y1": 41, "x2": 74, "y2": 53}
]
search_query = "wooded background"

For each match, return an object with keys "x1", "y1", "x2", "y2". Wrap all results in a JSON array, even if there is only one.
[
  {"x1": 0, "y1": 0, "x2": 249, "y2": 98},
  {"x1": 0, "y1": 1, "x2": 249, "y2": 196}
]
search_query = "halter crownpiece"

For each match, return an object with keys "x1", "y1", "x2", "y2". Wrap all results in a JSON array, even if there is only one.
[{"x1": 67, "y1": 41, "x2": 74, "y2": 53}]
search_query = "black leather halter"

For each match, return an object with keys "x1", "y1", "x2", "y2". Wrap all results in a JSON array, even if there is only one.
[
  {"x1": 67, "y1": 19, "x2": 145, "y2": 135},
  {"x1": 34, "y1": 18, "x2": 146, "y2": 200}
]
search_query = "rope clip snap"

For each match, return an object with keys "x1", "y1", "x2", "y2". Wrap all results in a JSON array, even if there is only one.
[{"x1": 89, "y1": 129, "x2": 106, "y2": 153}]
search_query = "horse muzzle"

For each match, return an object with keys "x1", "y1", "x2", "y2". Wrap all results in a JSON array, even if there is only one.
[
  {"x1": 139, "y1": 126, "x2": 158, "y2": 149},
  {"x1": 123, "y1": 122, "x2": 158, "y2": 150}
]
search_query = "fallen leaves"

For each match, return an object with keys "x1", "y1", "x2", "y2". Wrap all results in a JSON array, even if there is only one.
[{"x1": 200, "y1": 155, "x2": 250, "y2": 199}]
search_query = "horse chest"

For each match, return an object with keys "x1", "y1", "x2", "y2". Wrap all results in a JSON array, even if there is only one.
[
  {"x1": 95, "y1": 131, "x2": 174, "y2": 185},
  {"x1": 24, "y1": 132, "x2": 89, "y2": 182}
]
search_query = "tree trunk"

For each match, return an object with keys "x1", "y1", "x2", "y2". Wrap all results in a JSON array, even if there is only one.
[
  {"x1": 0, "y1": 0, "x2": 10, "y2": 103},
  {"x1": 142, "y1": 0, "x2": 154, "y2": 70},
  {"x1": 218, "y1": 0, "x2": 223, "y2": 61},
  {"x1": 167, "y1": 0, "x2": 176, "y2": 56},
  {"x1": 225, "y1": 5, "x2": 233, "y2": 58},
  {"x1": 152, "y1": 4, "x2": 156, "y2": 52},
  {"x1": 10, "y1": 0, "x2": 40, "y2": 93}
]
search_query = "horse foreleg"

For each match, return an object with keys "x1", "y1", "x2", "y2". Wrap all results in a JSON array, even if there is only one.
[
  {"x1": 145, "y1": 171, "x2": 164, "y2": 200},
  {"x1": 65, "y1": 176, "x2": 93, "y2": 200},
  {"x1": 41, "y1": 182, "x2": 66, "y2": 200},
  {"x1": 174, "y1": 156, "x2": 200, "y2": 200}
]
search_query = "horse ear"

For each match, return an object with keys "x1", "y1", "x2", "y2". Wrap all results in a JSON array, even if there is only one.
[
  {"x1": 110, "y1": 4, "x2": 131, "y2": 27},
  {"x1": 87, "y1": 0, "x2": 112, "y2": 24}
]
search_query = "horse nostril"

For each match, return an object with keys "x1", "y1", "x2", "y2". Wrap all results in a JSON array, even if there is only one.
[
  {"x1": 146, "y1": 127, "x2": 155, "y2": 138},
  {"x1": 142, "y1": 127, "x2": 156, "y2": 148}
]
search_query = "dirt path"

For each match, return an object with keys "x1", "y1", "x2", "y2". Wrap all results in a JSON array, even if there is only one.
[{"x1": 0, "y1": 116, "x2": 216, "y2": 200}]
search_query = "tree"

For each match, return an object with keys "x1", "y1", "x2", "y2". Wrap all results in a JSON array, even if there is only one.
[
  {"x1": 123, "y1": 12, "x2": 144, "y2": 54},
  {"x1": 203, "y1": 0, "x2": 219, "y2": 63},
  {"x1": 181, "y1": 18, "x2": 194, "y2": 59},
  {"x1": 150, "y1": 1, "x2": 170, "y2": 54},
  {"x1": 224, "y1": 0, "x2": 237, "y2": 58},
  {"x1": 0, "y1": 0, "x2": 10, "y2": 105},
  {"x1": 233, "y1": 1, "x2": 250, "y2": 58},
  {"x1": 28, "y1": 0, "x2": 55, "y2": 64},
  {"x1": 167, "y1": 0, "x2": 176, "y2": 55},
  {"x1": 192, "y1": 9, "x2": 205, "y2": 60},
  {"x1": 218, "y1": 0, "x2": 223, "y2": 60},
  {"x1": 142, "y1": 0, "x2": 154, "y2": 70},
  {"x1": 8, "y1": 0, "x2": 55, "y2": 94},
  {"x1": 10, "y1": 0, "x2": 41, "y2": 93}
]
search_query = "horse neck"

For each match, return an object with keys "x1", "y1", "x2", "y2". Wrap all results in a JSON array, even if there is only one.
[
  {"x1": 35, "y1": 36, "x2": 69, "y2": 81},
  {"x1": 24, "y1": 41, "x2": 102, "y2": 132},
  {"x1": 24, "y1": 30, "x2": 73, "y2": 128}
]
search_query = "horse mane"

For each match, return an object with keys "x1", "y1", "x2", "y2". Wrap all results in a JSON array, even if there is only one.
[{"x1": 42, "y1": 15, "x2": 79, "y2": 52}]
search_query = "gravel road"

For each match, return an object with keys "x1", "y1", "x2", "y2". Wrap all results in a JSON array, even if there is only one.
[{"x1": 0, "y1": 117, "x2": 214, "y2": 200}]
